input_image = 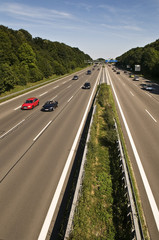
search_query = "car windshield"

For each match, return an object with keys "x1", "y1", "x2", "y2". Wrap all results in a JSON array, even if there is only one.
[
  {"x1": 45, "y1": 101, "x2": 53, "y2": 104},
  {"x1": 26, "y1": 100, "x2": 33, "y2": 103}
]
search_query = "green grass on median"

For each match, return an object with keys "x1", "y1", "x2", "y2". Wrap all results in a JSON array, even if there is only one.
[{"x1": 69, "y1": 84, "x2": 132, "y2": 240}]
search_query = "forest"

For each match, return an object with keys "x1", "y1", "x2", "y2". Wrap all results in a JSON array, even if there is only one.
[
  {"x1": 0, "y1": 25, "x2": 92, "y2": 94},
  {"x1": 116, "y1": 39, "x2": 159, "y2": 80}
]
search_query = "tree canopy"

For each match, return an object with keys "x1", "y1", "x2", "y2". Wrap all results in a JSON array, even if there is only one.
[
  {"x1": 0, "y1": 25, "x2": 92, "y2": 94},
  {"x1": 116, "y1": 39, "x2": 159, "y2": 79}
]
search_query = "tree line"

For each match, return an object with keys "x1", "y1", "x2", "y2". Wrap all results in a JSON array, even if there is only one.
[
  {"x1": 0, "y1": 25, "x2": 92, "y2": 94},
  {"x1": 116, "y1": 39, "x2": 159, "y2": 79}
]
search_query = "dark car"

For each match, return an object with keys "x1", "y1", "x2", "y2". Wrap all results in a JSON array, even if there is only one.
[
  {"x1": 72, "y1": 75, "x2": 78, "y2": 80},
  {"x1": 41, "y1": 100, "x2": 58, "y2": 111},
  {"x1": 82, "y1": 82, "x2": 91, "y2": 89},
  {"x1": 87, "y1": 70, "x2": 91, "y2": 75},
  {"x1": 117, "y1": 71, "x2": 120, "y2": 74},
  {"x1": 21, "y1": 97, "x2": 39, "y2": 110}
]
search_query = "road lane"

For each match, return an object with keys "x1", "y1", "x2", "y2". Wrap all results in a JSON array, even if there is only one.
[
  {"x1": 107, "y1": 66, "x2": 159, "y2": 239},
  {"x1": 0, "y1": 69, "x2": 90, "y2": 137},
  {"x1": 0, "y1": 67, "x2": 100, "y2": 239}
]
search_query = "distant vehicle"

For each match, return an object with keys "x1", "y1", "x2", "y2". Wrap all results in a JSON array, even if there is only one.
[
  {"x1": 133, "y1": 76, "x2": 139, "y2": 81},
  {"x1": 140, "y1": 83, "x2": 147, "y2": 89},
  {"x1": 21, "y1": 97, "x2": 39, "y2": 110},
  {"x1": 117, "y1": 71, "x2": 120, "y2": 74},
  {"x1": 129, "y1": 74, "x2": 134, "y2": 78},
  {"x1": 72, "y1": 75, "x2": 78, "y2": 80},
  {"x1": 41, "y1": 100, "x2": 58, "y2": 111},
  {"x1": 82, "y1": 82, "x2": 91, "y2": 89},
  {"x1": 145, "y1": 84, "x2": 154, "y2": 91},
  {"x1": 87, "y1": 70, "x2": 91, "y2": 75}
]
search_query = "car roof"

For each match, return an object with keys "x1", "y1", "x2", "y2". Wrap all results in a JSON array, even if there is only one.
[{"x1": 26, "y1": 97, "x2": 36, "y2": 100}]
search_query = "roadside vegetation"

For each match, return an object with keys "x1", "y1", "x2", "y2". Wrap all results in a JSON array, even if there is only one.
[
  {"x1": 116, "y1": 39, "x2": 159, "y2": 81},
  {"x1": 68, "y1": 84, "x2": 133, "y2": 240},
  {"x1": 0, "y1": 25, "x2": 92, "y2": 94}
]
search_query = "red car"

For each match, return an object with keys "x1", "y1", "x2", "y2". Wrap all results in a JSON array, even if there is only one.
[{"x1": 21, "y1": 97, "x2": 39, "y2": 110}]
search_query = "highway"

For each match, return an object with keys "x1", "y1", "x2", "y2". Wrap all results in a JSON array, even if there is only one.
[
  {"x1": 0, "y1": 67, "x2": 100, "y2": 240},
  {"x1": 106, "y1": 66, "x2": 159, "y2": 240}
]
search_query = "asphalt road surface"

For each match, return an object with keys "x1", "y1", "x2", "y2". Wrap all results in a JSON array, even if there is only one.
[
  {"x1": 106, "y1": 66, "x2": 159, "y2": 240},
  {"x1": 0, "y1": 67, "x2": 101, "y2": 240}
]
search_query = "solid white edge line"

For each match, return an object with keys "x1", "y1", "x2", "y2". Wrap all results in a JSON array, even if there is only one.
[
  {"x1": 33, "y1": 121, "x2": 52, "y2": 141},
  {"x1": 145, "y1": 109, "x2": 157, "y2": 123},
  {"x1": 37, "y1": 68, "x2": 102, "y2": 240},
  {"x1": 106, "y1": 67, "x2": 159, "y2": 231},
  {"x1": 0, "y1": 119, "x2": 25, "y2": 139}
]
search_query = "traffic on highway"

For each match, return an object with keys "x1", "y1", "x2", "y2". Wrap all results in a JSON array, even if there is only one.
[
  {"x1": 0, "y1": 64, "x2": 159, "y2": 240},
  {"x1": 0, "y1": 66, "x2": 100, "y2": 240}
]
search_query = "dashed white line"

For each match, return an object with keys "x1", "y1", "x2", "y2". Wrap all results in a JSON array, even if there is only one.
[
  {"x1": 130, "y1": 91, "x2": 134, "y2": 96},
  {"x1": 39, "y1": 91, "x2": 48, "y2": 97},
  {"x1": 53, "y1": 86, "x2": 59, "y2": 89},
  {"x1": 62, "y1": 81, "x2": 67, "y2": 84},
  {"x1": 33, "y1": 121, "x2": 52, "y2": 141},
  {"x1": 67, "y1": 85, "x2": 71, "y2": 89},
  {"x1": 68, "y1": 96, "x2": 73, "y2": 102},
  {"x1": 0, "y1": 119, "x2": 25, "y2": 139},
  {"x1": 145, "y1": 109, "x2": 157, "y2": 123},
  {"x1": 51, "y1": 95, "x2": 58, "y2": 101},
  {"x1": 14, "y1": 105, "x2": 21, "y2": 110}
]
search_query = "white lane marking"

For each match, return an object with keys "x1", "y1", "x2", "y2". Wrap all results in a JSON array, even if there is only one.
[
  {"x1": 130, "y1": 91, "x2": 134, "y2": 96},
  {"x1": 50, "y1": 95, "x2": 58, "y2": 101},
  {"x1": 14, "y1": 105, "x2": 21, "y2": 110},
  {"x1": 67, "y1": 85, "x2": 71, "y2": 89},
  {"x1": 107, "y1": 68, "x2": 159, "y2": 232},
  {"x1": 68, "y1": 96, "x2": 73, "y2": 102},
  {"x1": 39, "y1": 91, "x2": 48, "y2": 97},
  {"x1": 145, "y1": 109, "x2": 157, "y2": 123},
  {"x1": 145, "y1": 92, "x2": 152, "y2": 98},
  {"x1": 37, "y1": 67, "x2": 101, "y2": 240},
  {"x1": 33, "y1": 121, "x2": 52, "y2": 141},
  {"x1": 62, "y1": 81, "x2": 67, "y2": 84},
  {"x1": 53, "y1": 86, "x2": 59, "y2": 89},
  {"x1": 0, "y1": 119, "x2": 25, "y2": 139}
]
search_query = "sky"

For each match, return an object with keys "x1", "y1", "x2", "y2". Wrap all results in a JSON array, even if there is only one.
[{"x1": 0, "y1": 0, "x2": 159, "y2": 60}]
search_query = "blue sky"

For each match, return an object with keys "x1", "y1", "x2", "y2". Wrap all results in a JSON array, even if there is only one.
[{"x1": 0, "y1": 0, "x2": 159, "y2": 59}]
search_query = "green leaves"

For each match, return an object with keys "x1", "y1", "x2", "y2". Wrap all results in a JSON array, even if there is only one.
[
  {"x1": 117, "y1": 39, "x2": 159, "y2": 78},
  {"x1": 0, "y1": 25, "x2": 92, "y2": 94}
]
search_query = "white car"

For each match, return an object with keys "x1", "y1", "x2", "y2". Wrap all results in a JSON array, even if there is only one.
[{"x1": 133, "y1": 76, "x2": 139, "y2": 81}]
